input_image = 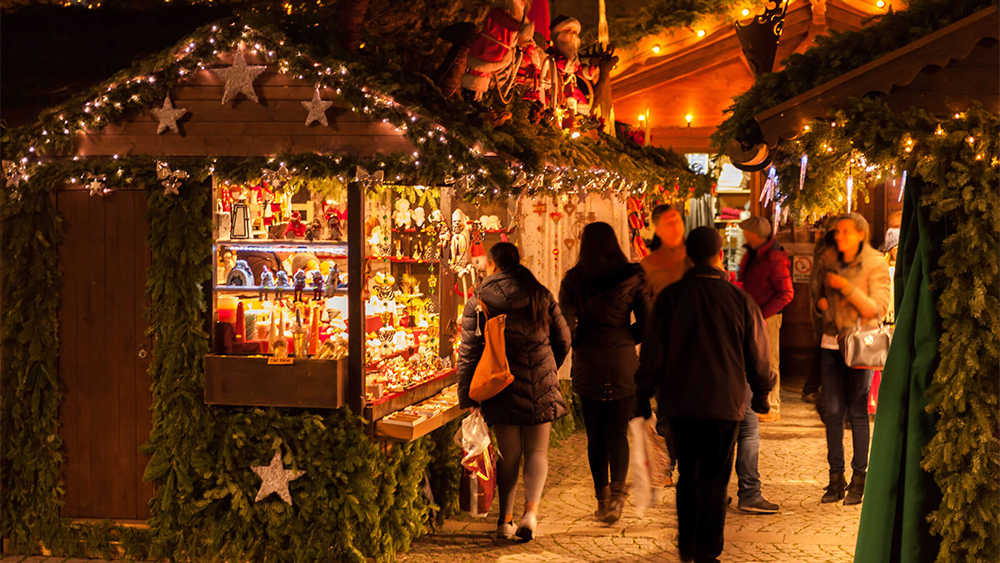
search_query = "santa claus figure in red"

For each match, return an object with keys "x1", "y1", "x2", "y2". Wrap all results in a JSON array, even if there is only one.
[
  {"x1": 283, "y1": 211, "x2": 307, "y2": 239},
  {"x1": 461, "y1": 0, "x2": 541, "y2": 101},
  {"x1": 548, "y1": 15, "x2": 597, "y2": 116}
]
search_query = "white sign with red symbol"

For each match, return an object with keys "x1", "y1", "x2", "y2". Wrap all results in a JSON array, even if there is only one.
[{"x1": 793, "y1": 255, "x2": 813, "y2": 283}]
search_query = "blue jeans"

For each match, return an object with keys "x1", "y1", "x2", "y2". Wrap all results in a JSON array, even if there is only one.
[
  {"x1": 736, "y1": 387, "x2": 763, "y2": 505},
  {"x1": 820, "y1": 349, "x2": 873, "y2": 473}
]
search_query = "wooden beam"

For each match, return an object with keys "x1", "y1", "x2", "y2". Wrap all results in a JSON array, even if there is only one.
[{"x1": 347, "y1": 182, "x2": 365, "y2": 415}]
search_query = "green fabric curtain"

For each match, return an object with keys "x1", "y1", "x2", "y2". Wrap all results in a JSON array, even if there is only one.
[{"x1": 854, "y1": 176, "x2": 943, "y2": 562}]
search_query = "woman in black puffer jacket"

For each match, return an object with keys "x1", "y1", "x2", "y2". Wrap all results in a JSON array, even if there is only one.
[
  {"x1": 559, "y1": 222, "x2": 649, "y2": 524},
  {"x1": 457, "y1": 242, "x2": 571, "y2": 542}
]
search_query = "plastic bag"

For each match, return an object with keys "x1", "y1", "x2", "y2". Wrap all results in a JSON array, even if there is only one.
[
  {"x1": 455, "y1": 410, "x2": 496, "y2": 517},
  {"x1": 628, "y1": 414, "x2": 673, "y2": 516},
  {"x1": 454, "y1": 410, "x2": 491, "y2": 464}
]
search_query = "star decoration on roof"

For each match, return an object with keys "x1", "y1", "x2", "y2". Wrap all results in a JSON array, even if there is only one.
[
  {"x1": 151, "y1": 95, "x2": 187, "y2": 135},
  {"x1": 302, "y1": 89, "x2": 334, "y2": 127},
  {"x1": 213, "y1": 50, "x2": 266, "y2": 105},
  {"x1": 252, "y1": 450, "x2": 304, "y2": 505}
]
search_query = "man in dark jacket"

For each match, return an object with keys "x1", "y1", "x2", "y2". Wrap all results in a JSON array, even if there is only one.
[
  {"x1": 738, "y1": 216, "x2": 793, "y2": 422},
  {"x1": 637, "y1": 227, "x2": 774, "y2": 563}
]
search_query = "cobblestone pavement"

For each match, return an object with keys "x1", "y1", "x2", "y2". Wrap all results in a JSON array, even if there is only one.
[{"x1": 401, "y1": 375, "x2": 869, "y2": 563}]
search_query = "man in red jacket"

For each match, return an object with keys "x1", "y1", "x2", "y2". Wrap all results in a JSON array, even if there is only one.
[{"x1": 738, "y1": 217, "x2": 794, "y2": 422}]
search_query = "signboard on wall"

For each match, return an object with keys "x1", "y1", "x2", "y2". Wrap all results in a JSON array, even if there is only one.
[{"x1": 792, "y1": 255, "x2": 813, "y2": 283}]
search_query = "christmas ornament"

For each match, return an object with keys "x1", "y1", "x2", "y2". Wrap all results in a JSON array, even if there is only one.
[
  {"x1": 261, "y1": 164, "x2": 291, "y2": 191},
  {"x1": 898, "y1": 170, "x2": 907, "y2": 202},
  {"x1": 549, "y1": 211, "x2": 562, "y2": 224},
  {"x1": 3, "y1": 160, "x2": 27, "y2": 188},
  {"x1": 513, "y1": 171, "x2": 528, "y2": 187},
  {"x1": 85, "y1": 173, "x2": 108, "y2": 197},
  {"x1": 302, "y1": 89, "x2": 334, "y2": 127},
  {"x1": 157, "y1": 162, "x2": 188, "y2": 196},
  {"x1": 798, "y1": 154, "x2": 808, "y2": 191},
  {"x1": 760, "y1": 166, "x2": 777, "y2": 206},
  {"x1": 355, "y1": 166, "x2": 384, "y2": 189},
  {"x1": 252, "y1": 449, "x2": 304, "y2": 505},
  {"x1": 151, "y1": 95, "x2": 187, "y2": 135},
  {"x1": 213, "y1": 50, "x2": 266, "y2": 105},
  {"x1": 532, "y1": 200, "x2": 547, "y2": 216}
]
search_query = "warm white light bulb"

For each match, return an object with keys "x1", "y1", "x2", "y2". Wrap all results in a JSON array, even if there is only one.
[
  {"x1": 696, "y1": 29, "x2": 706, "y2": 37},
  {"x1": 742, "y1": 8, "x2": 750, "y2": 16},
  {"x1": 652, "y1": 45, "x2": 661, "y2": 54}
]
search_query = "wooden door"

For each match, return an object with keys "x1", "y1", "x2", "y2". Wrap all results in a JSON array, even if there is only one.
[{"x1": 57, "y1": 188, "x2": 154, "y2": 521}]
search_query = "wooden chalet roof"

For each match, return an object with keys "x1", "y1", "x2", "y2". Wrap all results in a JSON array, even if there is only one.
[
  {"x1": 755, "y1": 4, "x2": 1000, "y2": 145},
  {"x1": 606, "y1": 0, "x2": 880, "y2": 152},
  {"x1": 74, "y1": 51, "x2": 414, "y2": 158}
]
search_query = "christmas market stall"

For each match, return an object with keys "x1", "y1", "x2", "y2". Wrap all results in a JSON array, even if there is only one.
[
  {"x1": 1, "y1": 4, "x2": 708, "y2": 560},
  {"x1": 713, "y1": 1, "x2": 998, "y2": 561}
]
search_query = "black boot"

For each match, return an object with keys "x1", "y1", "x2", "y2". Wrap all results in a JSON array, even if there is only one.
[
  {"x1": 604, "y1": 482, "x2": 626, "y2": 523},
  {"x1": 594, "y1": 485, "x2": 610, "y2": 520},
  {"x1": 822, "y1": 471, "x2": 847, "y2": 503},
  {"x1": 843, "y1": 471, "x2": 866, "y2": 505}
]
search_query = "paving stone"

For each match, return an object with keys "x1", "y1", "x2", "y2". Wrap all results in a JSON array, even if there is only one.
[{"x1": 401, "y1": 377, "x2": 867, "y2": 563}]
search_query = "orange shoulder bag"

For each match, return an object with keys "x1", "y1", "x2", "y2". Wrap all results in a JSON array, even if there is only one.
[{"x1": 468, "y1": 300, "x2": 514, "y2": 402}]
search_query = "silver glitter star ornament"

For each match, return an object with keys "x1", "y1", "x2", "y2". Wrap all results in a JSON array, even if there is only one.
[
  {"x1": 157, "y1": 162, "x2": 189, "y2": 196},
  {"x1": 302, "y1": 89, "x2": 334, "y2": 127},
  {"x1": 151, "y1": 96, "x2": 187, "y2": 134},
  {"x1": 213, "y1": 50, "x2": 266, "y2": 104},
  {"x1": 85, "y1": 173, "x2": 108, "y2": 197},
  {"x1": 252, "y1": 450, "x2": 304, "y2": 505}
]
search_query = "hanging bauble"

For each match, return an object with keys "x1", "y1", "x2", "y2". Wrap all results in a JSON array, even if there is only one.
[
  {"x1": 302, "y1": 89, "x2": 334, "y2": 127},
  {"x1": 151, "y1": 95, "x2": 187, "y2": 135},
  {"x1": 549, "y1": 211, "x2": 563, "y2": 224},
  {"x1": 213, "y1": 50, "x2": 266, "y2": 105}
]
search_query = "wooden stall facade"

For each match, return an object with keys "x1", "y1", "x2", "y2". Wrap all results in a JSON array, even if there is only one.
[{"x1": 55, "y1": 52, "x2": 417, "y2": 520}]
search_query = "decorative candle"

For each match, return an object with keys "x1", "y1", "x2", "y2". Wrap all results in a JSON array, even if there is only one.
[{"x1": 234, "y1": 301, "x2": 245, "y2": 341}]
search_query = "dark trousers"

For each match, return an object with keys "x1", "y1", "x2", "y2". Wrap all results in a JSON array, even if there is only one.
[
  {"x1": 580, "y1": 395, "x2": 633, "y2": 488},
  {"x1": 671, "y1": 417, "x2": 740, "y2": 562},
  {"x1": 820, "y1": 349, "x2": 872, "y2": 473}
]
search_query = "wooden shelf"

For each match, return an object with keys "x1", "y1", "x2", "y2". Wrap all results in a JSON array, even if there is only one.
[
  {"x1": 715, "y1": 218, "x2": 743, "y2": 223},
  {"x1": 216, "y1": 240, "x2": 349, "y2": 256},
  {"x1": 375, "y1": 402, "x2": 464, "y2": 442},
  {"x1": 716, "y1": 189, "x2": 751, "y2": 195},
  {"x1": 364, "y1": 368, "x2": 458, "y2": 422},
  {"x1": 215, "y1": 285, "x2": 347, "y2": 295},
  {"x1": 386, "y1": 257, "x2": 440, "y2": 264}
]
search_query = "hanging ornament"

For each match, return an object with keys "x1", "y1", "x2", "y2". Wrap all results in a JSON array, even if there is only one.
[
  {"x1": 512, "y1": 171, "x2": 528, "y2": 188},
  {"x1": 251, "y1": 449, "x2": 304, "y2": 505},
  {"x1": 355, "y1": 166, "x2": 384, "y2": 189},
  {"x1": 564, "y1": 238, "x2": 577, "y2": 250},
  {"x1": 157, "y1": 162, "x2": 188, "y2": 196},
  {"x1": 846, "y1": 175, "x2": 854, "y2": 211},
  {"x1": 799, "y1": 154, "x2": 808, "y2": 191},
  {"x1": 530, "y1": 175, "x2": 544, "y2": 191},
  {"x1": 532, "y1": 200, "x2": 547, "y2": 216},
  {"x1": 761, "y1": 166, "x2": 777, "y2": 206},
  {"x1": 213, "y1": 50, "x2": 266, "y2": 105},
  {"x1": 151, "y1": 95, "x2": 187, "y2": 135},
  {"x1": 549, "y1": 211, "x2": 563, "y2": 224},
  {"x1": 302, "y1": 89, "x2": 334, "y2": 127},
  {"x1": 772, "y1": 200, "x2": 782, "y2": 236},
  {"x1": 563, "y1": 203, "x2": 576, "y2": 215},
  {"x1": 3, "y1": 160, "x2": 27, "y2": 189},
  {"x1": 85, "y1": 173, "x2": 109, "y2": 197},
  {"x1": 898, "y1": 170, "x2": 907, "y2": 202},
  {"x1": 261, "y1": 164, "x2": 291, "y2": 191}
]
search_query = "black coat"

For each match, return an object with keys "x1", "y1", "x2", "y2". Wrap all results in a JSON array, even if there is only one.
[
  {"x1": 457, "y1": 270, "x2": 571, "y2": 426},
  {"x1": 558, "y1": 263, "x2": 649, "y2": 400},
  {"x1": 636, "y1": 264, "x2": 774, "y2": 421}
]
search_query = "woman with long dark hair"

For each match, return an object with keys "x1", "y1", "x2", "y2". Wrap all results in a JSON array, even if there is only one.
[
  {"x1": 559, "y1": 222, "x2": 649, "y2": 523},
  {"x1": 812, "y1": 213, "x2": 890, "y2": 506},
  {"x1": 457, "y1": 242, "x2": 571, "y2": 541}
]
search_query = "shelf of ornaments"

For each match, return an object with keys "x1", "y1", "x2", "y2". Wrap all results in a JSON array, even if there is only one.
[
  {"x1": 216, "y1": 239, "x2": 349, "y2": 254},
  {"x1": 214, "y1": 285, "x2": 348, "y2": 295},
  {"x1": 374, "y1": 384, "x2": 463, "y2": 442}
]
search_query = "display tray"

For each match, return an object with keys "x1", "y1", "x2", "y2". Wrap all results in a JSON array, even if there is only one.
[
  {"x1": 375, "y1": 402, "x2": 463, "y2": 442},
  {"x1": 364, "y1": 367, "x2": 457, "y2": 422},
  {"x1": 204, "y1": 355, "x2": 348, "y2": 408}
]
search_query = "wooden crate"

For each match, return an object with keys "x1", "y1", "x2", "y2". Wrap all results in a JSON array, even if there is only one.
[
  {"x1": 375, "y1": 403, "x2": 464, "y2": 442},
  {"x1": 204, "y1": 355, "x2": 348, "y2": 408}
]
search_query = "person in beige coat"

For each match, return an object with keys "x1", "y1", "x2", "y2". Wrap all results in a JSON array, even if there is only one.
[{"x1": 812, "y1": 213, "x2": 891, "y2": 506}]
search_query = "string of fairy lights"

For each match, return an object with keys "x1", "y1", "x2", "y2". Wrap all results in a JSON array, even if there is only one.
[{"x1": 2, "y1": 18, "x2": 705, "y2": 203}]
